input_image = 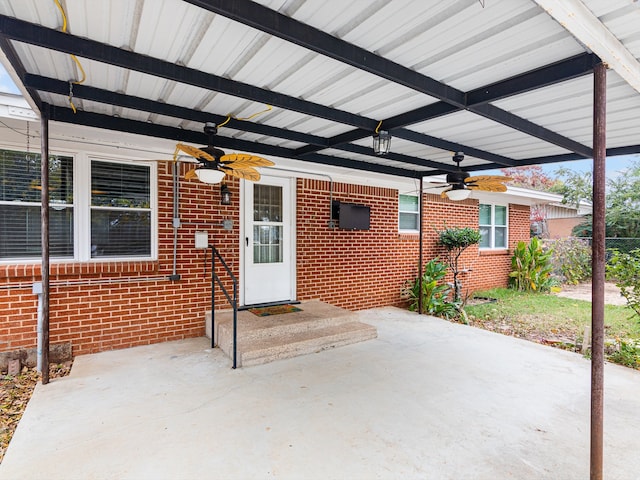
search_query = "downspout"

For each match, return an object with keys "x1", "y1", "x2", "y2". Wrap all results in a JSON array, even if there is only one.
[
  {"x1": 418, "y1": 177, "x2": 424, "y2": 314},
  {"x1": 169, "y1": 160, "x2": 181, "y2": 281},
  {"x1": 34, "y1": 281, "x2": 43, "y2": 372},
  {"x1": 590, "y1": 61, "x2": 607, "y2": 480},
  {"x1": 40, "y1": 106, "x2": 50, "y2": 385}
]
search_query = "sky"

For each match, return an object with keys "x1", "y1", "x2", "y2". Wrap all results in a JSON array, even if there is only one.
[
  {"x1": 0, "y1": 64, "x2": 21, "y2": 95},
  {"x1": 1, "y1": 64, "x2": 638, "y2": 178},
  {"x1": 475, "y1": 154, "x2": 639, "y2": 181},
  {"x1": 546, "y1": 155, "x2": 638, "y2": 180}
]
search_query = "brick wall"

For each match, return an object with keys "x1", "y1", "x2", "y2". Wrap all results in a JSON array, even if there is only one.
[
  {"x1": 296, "y1": 180, "x2": 530, "y2": 309},
  {"x1": 0, "y1": 162, "x2": 239, "y2": 357},
  {"x1": 546, "y1": 217, "x2": 584, "y2": 238},
  {"x1": 1, "y1": 170, "x2": 530, "y2": 358},
  {"x1": 296, "y1": 180, "x2": 415, "y2": 310}
]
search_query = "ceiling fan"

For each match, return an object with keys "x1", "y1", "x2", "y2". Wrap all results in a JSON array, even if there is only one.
[
  {"x1": 430, "y1": 152, "x2": 512, "y2": 201},
  {"x1": 168, "y1": 122, "x2": 275, "y2": 183}
]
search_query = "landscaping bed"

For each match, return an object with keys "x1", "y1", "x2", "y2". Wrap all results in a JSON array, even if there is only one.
[{"x1": 465, "y1": 285, "x2": 640, "y2": 369}]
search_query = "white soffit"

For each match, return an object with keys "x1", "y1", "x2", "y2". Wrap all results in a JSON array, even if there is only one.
[{"x1": 533, "y1": 0, "x2": 640, "y2": 94}]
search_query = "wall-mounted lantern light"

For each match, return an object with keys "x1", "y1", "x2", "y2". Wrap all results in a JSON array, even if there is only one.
[{"x1": 220, "y1": 183, "x2": 232, "y2": 205}]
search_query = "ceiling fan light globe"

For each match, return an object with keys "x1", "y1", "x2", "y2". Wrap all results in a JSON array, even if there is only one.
[
  {"x1": 194, "y1": 168, "x2": 225, "y2": 184},
  {"x1": 446, "y1": 188, "x2": 471, "y2": 201}
]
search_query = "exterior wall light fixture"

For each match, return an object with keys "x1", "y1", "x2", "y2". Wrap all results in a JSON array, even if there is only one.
[
  {"x1": 220, "y1": 182, "x2": 232, "y2": 205},
  {"x1": 372, "y1": 120, "x2": 391, "y2": 155}
]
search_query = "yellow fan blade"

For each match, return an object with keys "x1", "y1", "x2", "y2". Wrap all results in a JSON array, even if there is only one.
[
  {"x1": 467, "y1": 183, "x2": 508, "y2": 192},
  {"x1": 440, "y1": 188, "x2": 452, "y2": 198},
  {"x1": 465, "y1": 175, "x2": 512, "y2": 184},
  {"x1": 467, "y1": 180, "x2": 509, "y2": 186},
  {"x1": 220, "y1": 166, "x2": 261, "y2": 182},
  {"x1": 219, "y1": 153, "x2": 275, "y2": 168},
  {"x1": 184, "y1": 168, "x2": 199, "y2": 180},
  {"x1": 176, "y1": 143, "x2": 215, "y2": 162}
]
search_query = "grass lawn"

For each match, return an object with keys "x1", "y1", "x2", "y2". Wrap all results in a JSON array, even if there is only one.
[{"x1": 464, "y1": 288, "x2": 640, "y2": 369}]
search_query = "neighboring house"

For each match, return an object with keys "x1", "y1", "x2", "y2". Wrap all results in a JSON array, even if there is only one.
[
  {"x1": 530, "y1": 195, "x2": 592, "y2": 238},
  {"x1": 0, "y1": 95, "x2": 550, "y2": 360}
]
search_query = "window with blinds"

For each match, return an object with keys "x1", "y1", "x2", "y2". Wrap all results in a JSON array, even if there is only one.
[
  {"x1": 90, "y1": 161, "x2": 151, "y2": 258},
  {"x1": 0, "y1": 149, "x2": 74, "y2": 259}
]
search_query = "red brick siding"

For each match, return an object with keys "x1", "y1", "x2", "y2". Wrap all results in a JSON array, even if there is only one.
[
  {"x1": 296, "y1": 180, "x2": 530, "y2": 309},
  {"x1": 296, "y1": 180, "x2": 416, "y2": 310},
  {"x1": 546, "y1": 217, "x2": 583, "y2": 238},
  {"x1": 1, "y1": 169, "x2": 530, "y2": 357},
  {"x1": 0, "y1": 161, "x2": 240, "y2": 356}
]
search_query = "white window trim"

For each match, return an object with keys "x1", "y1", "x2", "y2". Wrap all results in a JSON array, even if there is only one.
[
  {"x1": 85, "y1": 156, "x2": 157, "y2": 262},
  {"x1": 479, "y1": 203, "x2": 508, "y2": 250},
  {"x1": 0, "y1": 149, "x2": 77, "y2": 264},
  {"x1": 398, "y1": 193, "x2": 420, "y2": 233},
  {"x1": 0, "y1": 149, "x2": 157, "y2": 264},
  {"x1": 76, "y1": 152, "x2": 90, "y2": 261}
]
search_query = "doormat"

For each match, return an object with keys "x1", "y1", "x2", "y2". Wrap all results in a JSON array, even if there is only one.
[{"x1": 248, "y1": 304, "x2": 302, "y2": 317}]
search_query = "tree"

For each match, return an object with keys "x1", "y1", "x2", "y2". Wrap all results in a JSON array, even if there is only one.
[
  {"x1": 552, "y1": 167, "x2": 593, "y2": 205},
  {"x1": 555, "y1": 160, "x2": 640, "y2": 239},
  {"x1": 500, "y1": 165, "x2": 559, "y2": 191},
  {"x1": 437, "y1": 227, "x2": 481, "y2": 303},
  {"x1": 607, "y1": 248, "x2": 640, "y2": 321},
  {"x1": 606, "y1": 166, "x2": 640, "y2": 237}
]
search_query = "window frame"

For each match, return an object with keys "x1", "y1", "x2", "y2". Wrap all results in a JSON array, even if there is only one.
[
  {"x1": 398, "y1": 193, "x2": 420, "y2": 233},
  {"x1": 86, "y1": 157, "x2": 156, "y2": 261},
  {"x1": 0, "y1": 148, "x2": 76, "y2": 262},
  {"x1": 479, "y1": 203, "x2": 508, "y2": 250},
  {"x1": 0, "y1": 148, "x2": 157, "y2": 264}
]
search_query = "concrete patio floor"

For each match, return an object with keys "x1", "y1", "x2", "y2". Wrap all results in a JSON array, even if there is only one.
[{"x1": 2, "y1": 307, "x2": 639, "y2": 480}]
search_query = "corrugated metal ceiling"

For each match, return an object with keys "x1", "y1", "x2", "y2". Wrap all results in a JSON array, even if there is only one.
[{"x1": 0, "y1": 0, "x2": 639, "y2": 179}]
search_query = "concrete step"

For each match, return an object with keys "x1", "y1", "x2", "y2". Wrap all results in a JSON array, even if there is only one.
[
  {"x1": 206, "y1": 300, "x2": 378, "y2": 367},
  {"x1": 218, "y1": 305, "x2": 357, "y2": 345},
  {"x1": 208, "y1": 300, "x2": 355, "y2": 342},
  {"x1": 238, "y1": 321, "x2": 378, "y2": 367}
]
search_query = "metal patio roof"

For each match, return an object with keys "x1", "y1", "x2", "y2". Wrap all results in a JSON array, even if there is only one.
[{"x1": 1, "y1": 0, "x2": 640, "y2": 178}]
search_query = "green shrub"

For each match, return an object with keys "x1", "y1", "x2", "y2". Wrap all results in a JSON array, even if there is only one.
[
  {"x1": 406, "y1": 259, "x2": 460, "y2": 319},
  {"x1": 607, "y1": 340, "x2": 640, "y2": 369},
  {"x1": 546, "y1": 237, "x2": 592, "y2": 284},
  {"x1": 437, "y1": 226, "x2": 481, "y2": 303},
  {"x1": 607, "y1": 248, "x2": 640, "y2": 320},
  {"x1": 509, "y1": 237, "x2": 554, "y2": 292}
]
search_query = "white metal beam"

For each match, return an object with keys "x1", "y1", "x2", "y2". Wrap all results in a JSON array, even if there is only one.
[{"x1": 533, "y1": 0, "x2": 640, "y2": 94}]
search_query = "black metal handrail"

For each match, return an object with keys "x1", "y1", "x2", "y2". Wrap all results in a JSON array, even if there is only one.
[{"x1": 211, "y1": 246, "x2": 238, "y2": 369}]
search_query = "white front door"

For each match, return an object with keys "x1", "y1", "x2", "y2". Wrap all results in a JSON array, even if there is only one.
[{"x1": 243, "y1": 175, "x2": 295, "y2": 305}]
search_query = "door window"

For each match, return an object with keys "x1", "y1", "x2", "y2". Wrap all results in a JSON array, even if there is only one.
[{"x1": 253, "y1": 184, "x2": 283, "y2": 263}]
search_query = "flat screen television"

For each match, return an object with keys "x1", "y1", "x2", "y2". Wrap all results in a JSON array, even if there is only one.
[{"x1": 332, "y1": 201, "x2": 370, "y2": 230}]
